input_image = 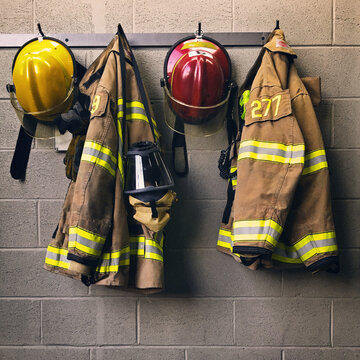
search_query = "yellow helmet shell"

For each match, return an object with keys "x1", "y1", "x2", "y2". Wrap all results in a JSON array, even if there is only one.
[{"x1": 12, "y1": 38, "x2": 75, "y2": 123}]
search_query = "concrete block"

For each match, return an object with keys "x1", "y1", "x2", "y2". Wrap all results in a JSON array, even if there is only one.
[
  {"x1": 0, "y1": 200, "x2": 38, "y2": 247},
  {"x1": 35, "y1": 0, "x2": 94, "y2": 33},
  {"x1": 0, "y1": 101, "x2": 21, "y2": 149},
  {"x1": 139, "y1": 298, "x2": 233, "y2": 345},
  {"x1": 295, "y1": 48, "x2": 360, "y2": 98},
  {"x1": 39, "y1": 200, "x2": 64, "y2": 246},
  {"x1": 284, "y1": 349, "x2": 360, "y2": 360},
  {"x1": 105, "y1": 0, "x2": 133, "y2": 33},
  {"x1": 235, "y1": 299, "x2": 331, "y2": 346},
  {"x1": 334, "y1": 100, "x2": 360, "y2": 148},
  {"x1": 333, "y1": 200, "x2": 360, "y2": 249},
  {"x1": 134, "y1": 0, "x2": 232, "y2": 33},
  {"x1": 0, "y1": 348, "x2": 90, "y2": 360},
  {"x1": 335, "y1": 0, "x2": 360, "y2": 45},
  {"x1": 227, "y1": 48, "x2": 263, "y2": 88},
  {"x1": 187, "y1": 348, "x2": 281, "y2": 360},
  {"x1": 334, "y1": 299, "x2": 360, "y2": 346},
  {"x1": 0, "y1": 300, "x2": 40, "y2": 345},
  {"x1": 0, "y1": 50, "x2": 17, "y2": 99},
  {"x1": 164, "y1": 249, "x2": 282, "y2": 296},
  {"x1": 0, "y1": 0, "x2": 33, "y2": 33},
  {"x1": 0, "y1": 151, "x2": 70, "y2": 199},
  {"x1": 327, "y1": 150, "x2": 360, "y2": 199},
  {"x1": 42, "y1": 298, "x2": 136, "y2": 345},
  {"x1": 315, "y1": 100, "x2": 332, "y2": 148},
  {"x1": 95, "y1": 348, "x2": 184, "y2": 360},
  {"x1": 165, "y1": 200, "x2": 226, "y2": 249},
  {"x1": 0, "y1": 250, "x2": 88, "y2": 296},
  {"x1": 234, "y1": 0, "x2": 332, "y2": 45},
  {"x1": 283, "y1": 251, "x2": 360, "y2": 297}
]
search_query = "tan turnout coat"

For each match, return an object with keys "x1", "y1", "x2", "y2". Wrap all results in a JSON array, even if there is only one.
[
  {"x1": 217, "y1": 30, "x2": 339, "y2": 272},
  {"x1": 44, "y1": 31, "x2": 175, "y2": 291}
]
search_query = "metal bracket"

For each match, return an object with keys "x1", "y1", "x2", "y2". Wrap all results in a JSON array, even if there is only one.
[{"x1": 0, "y1": 32, "x2": 269, "y2": 48}]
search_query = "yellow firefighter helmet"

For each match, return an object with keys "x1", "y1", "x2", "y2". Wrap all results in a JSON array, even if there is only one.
[{"x1": 8, "y1": 37, "x2": 75, "y2": 138}]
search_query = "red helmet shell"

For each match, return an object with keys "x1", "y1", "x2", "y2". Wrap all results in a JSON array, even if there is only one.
[{"x1": 165, "y1": 37, "x2": 231, "y2": 124}]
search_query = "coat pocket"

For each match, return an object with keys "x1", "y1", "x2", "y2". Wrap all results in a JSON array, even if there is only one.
[{"x1": 244, "y1": 87, "x2": 292, "y2": 126}]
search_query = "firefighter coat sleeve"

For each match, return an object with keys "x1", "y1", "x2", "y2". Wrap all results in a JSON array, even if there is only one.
[
  {"x1": 44, "y1": 32, "x2": 176, "y2": 291},
  {"x1": 217, "y1": 29, "x2": 338, "y2": 272}
]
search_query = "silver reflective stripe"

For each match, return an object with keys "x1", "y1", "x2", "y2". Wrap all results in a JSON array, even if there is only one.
[
  {"x1": 96, "y1": 247, "x2": 131, "y2": 273},
  {"x1": 239, "y1": 144, "x2": 304, "y2": 159},
  {"x1": 302, "y1": 150, "x2": 328, "y2": 175},
  {"x1": 45, "y1": 246, "x2": 70, "y2": 269},
  {"x1": 82, "y1": 143, "x2": 117, "y2": 173}
]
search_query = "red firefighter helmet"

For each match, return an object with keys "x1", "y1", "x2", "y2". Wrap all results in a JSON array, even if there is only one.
[{"x1": 162, "y1": 34, "x2": 232, "y2": 137}]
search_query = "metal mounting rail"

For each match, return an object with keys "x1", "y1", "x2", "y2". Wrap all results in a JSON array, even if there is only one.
[{"x1": 0, "y1": 32, "x2": 269, "y2": 48}]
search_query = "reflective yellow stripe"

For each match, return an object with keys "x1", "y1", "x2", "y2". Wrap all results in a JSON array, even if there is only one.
[
  {"x1": 45, "y1": 257, "x2": 70, "y2": 269},
  {"x1": 145, "y1": 252, "x2": 163, "y2": 261},
  {"x1": 238, "y1": 152, "x2": 304, "y2": 165},
  {"x1": 294, "y1": 231, "x2": 336, "y2": 251},
  {"x1": 84, "y1": 141, "x2": 116, "y2": 164},
  {"x1": 272, "y1": 253, "x2": 303, "y2": 264},
  {"x1": 146, "y1": 239, "x2": 163, "y2": 252},
  {"x1": 69, "y1": 227, "x2": 105, "y2": 244},
  {"x1": 300, "y1": 245, "x2": 338, "y2": 262},
  {"x1": 68, "y1": 240, "x2": 102, "y2": 256},
  {"x1": 238, "y1": 140, "x2": 304, "y2": 165},
  {"x1": 118, "y1": 111, "x2": 159, "y2": 138},
  {"x1": 302, "y1": 149, "x2": 328, "y2": 175},
  {"x1": 233, "y1": 219, "x2": 283, "y2": 247},
  {"x1": 233, "y1": 219, "x2": 283, "y2": 234},
  {"x1": 233, "y1": 233, "x2": 278, "y2": 246},
  {"x1": 240, "y1": 140, "x2": 304, "y2": 152},
  {"x1": 101, "y1": 246, "x2": 130, "y2": 260},
  {"x1": 302, "y1": 162, "x2": 328, "y2": 175},
  {"x1": 97, "y1": 262, "x2": 130, "y2": 272},
  {"x1": 81, "y1": 154, "x2": 116, "y2": 177},
  {"x1": 47, "y1": 246, "x2": 68, "y2": 256},
  {"x1": 217, "y1": 239, "x2": 232, "y2": 250},
  {"x1": 305, "y1": 149, "x2": 326, "y2": 160}
]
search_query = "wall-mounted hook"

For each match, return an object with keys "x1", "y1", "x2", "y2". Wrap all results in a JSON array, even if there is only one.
[
  {"x1": 37, "y1": 23, "x2": 45, "y2": 39},
  {"x1": 195, "y1": 22, "x2": 203, "y2": 38}
]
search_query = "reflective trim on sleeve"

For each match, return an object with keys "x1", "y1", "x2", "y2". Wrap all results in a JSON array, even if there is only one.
[
  {"x1": 68, "y1": 227, "x2": 106, "y2": 257},
  {"x1": 233, "y1": 219, "x2": 283, "y2": 247},
  {"x1": 272, "y1": 231, "x2": 337, "y2": 263},
  {"x1": 129, "y1": 232, "x2": 164, "y2": 262},
  {"x1": 217, "y1": 228, "x2": 240, "y2": 258},
  {"x1": 96, "y1": 245, "x2": 130, "y2": 273},
  {"x1": 45, "y1": 245, "x2": 70, "y2": 269},
  {"x1": 117, "y1": 98, "x2": 159, "y2": 139},
  {"x1": 238, "y1": 140, "x2": 305, "y2": 165},
  {"x1": 81, "y1": 141, "x2": 117, "y2": 177},
  {"x1": 302, "y1": 149, "x2": 328, "y2": 175}
]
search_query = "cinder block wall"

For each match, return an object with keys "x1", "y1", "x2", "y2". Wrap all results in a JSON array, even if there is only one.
[{"x1": 0, "y1": 1, "x2": 359, "y2": 359}]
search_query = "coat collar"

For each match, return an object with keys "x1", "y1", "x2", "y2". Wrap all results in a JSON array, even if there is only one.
[{"x1": 264, "y1": 29, "x2": 297, "y2": 58}]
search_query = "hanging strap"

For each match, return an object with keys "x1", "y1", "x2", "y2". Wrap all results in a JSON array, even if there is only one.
[
  {"x1": 10, "y1": 126, "x2": 33, "y2": 180},
  {"x1": 117, "y1": 24, "x2": 157, "y2": 144},
  {"x1": 172, "y1": 118, "x2": 189, "y2": 177}
]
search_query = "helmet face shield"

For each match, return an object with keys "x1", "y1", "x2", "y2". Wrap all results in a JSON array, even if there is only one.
[
  {"x1": 9, "y1": 81, "x2": 74, "y2": 138},
  {"x1": 163, "y1": 84, "x2": 230, "y2": 136}
]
